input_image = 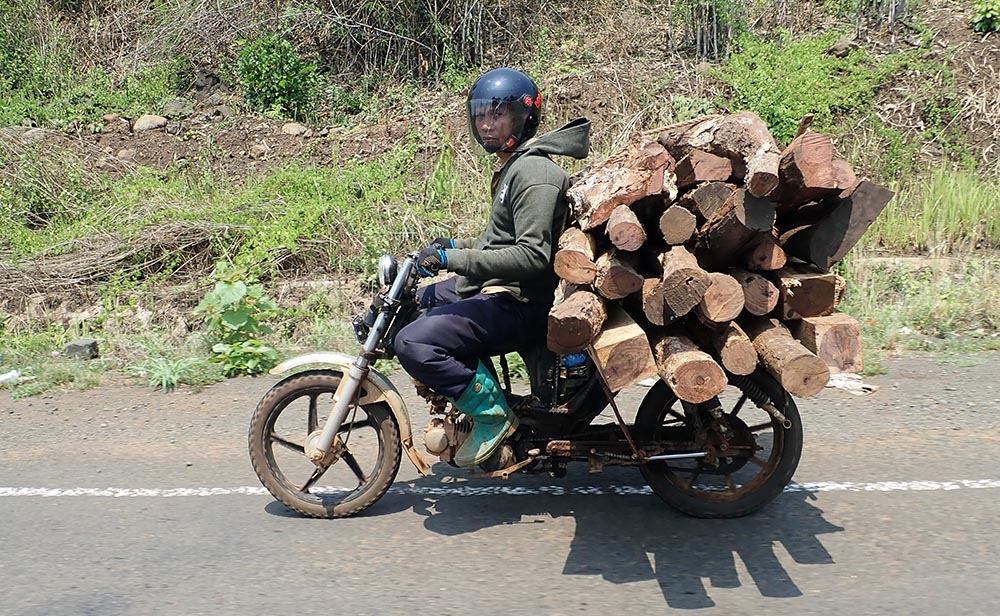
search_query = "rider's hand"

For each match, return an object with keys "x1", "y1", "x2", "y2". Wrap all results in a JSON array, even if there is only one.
[
  {"x1": 431, "y1": 237, "x2": 455, "y2": 249},
  {"x1": 416, "y1": 246, "x2": 447, "y2": 277}
]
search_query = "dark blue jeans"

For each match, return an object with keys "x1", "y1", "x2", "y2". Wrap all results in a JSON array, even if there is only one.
[{"x1": 393, "y1": 277, "x2": 549, "y2": 398}]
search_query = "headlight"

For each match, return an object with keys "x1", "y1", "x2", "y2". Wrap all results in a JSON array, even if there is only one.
[{"x1": 377, "y1": 254, "x2": 398, "y2": 287}]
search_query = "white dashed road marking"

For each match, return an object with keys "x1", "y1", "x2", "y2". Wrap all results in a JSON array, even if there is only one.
[{"x1": 2, "y1": 479, "x2": 999, "y2": 498}]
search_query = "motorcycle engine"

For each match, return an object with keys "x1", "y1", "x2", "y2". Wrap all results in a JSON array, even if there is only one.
[{"x1": 422, "y1": 416, "x2": 471, "y2": 466}]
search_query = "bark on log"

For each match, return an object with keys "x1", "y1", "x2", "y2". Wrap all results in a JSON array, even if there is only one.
[
  {"x1": 607, "y1": 204, "x2": 647, "y2": 251},
  {"x1": 590, "y1": 306, "x2": 658, "y2": 392},
  {"x1": 658, "y1": 245, "x2": 711, "y2": 317},
  {"x1": 730, "y1": 268, "x2": 779, "y2": 316},
  {"x1": 651, "y1": 331, "x2": 728, "y2": 403},
  {"x1": 546, "y1": 290, "x2": 607, "y2": 354},
  {"x1": 679, "y1": 181, "x2": 736, "y2": 221},
  {"x1": 773, "y1": 130, "x2": 843, "y2": 207},
  {"x1": 772, "y1": 262, "x2": 841, "y2": 320},
  {"x1": 743, "y1": 233, "x2": 787, "y2": 271},
  {"x1": 693, "y1": 188, "x2": 776, "y2": 270},
  {"x1": 695, "y1": 272, "x2": 745, "y2": 324},
  {"x1": 789, "y1": 312, "x2": 864, "y2": 374},
  {"x1": 554, "y1": 227, "x2": 598, "y2": 285},
  {"x1": 567, "y1": 137, "x2": 675, "y2": 231},
  {"x1": 780, "y1": 180, "x2": 895, "y2": 270},
  {"x1": 741, "y1": 317, "x2": 831, "y2": 397},
  {"x1": 652, "y1": 114, "x2": 723, "y2": 157},
  {"x1": 674, "y1": 149, "x2": 733, "y2": 189},
  {"x1": 659, "y1": 205, "x2": 697, "y2": 245},
  {"x1": 679, "y1": 112, "x2": 782, "y2": 197},
  {"x1": 594, "y1": 250, "x2": 644, "y2": 300}
]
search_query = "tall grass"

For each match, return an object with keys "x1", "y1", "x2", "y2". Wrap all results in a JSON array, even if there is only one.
[{"x1": 865, "y1": 167, "x2": 1000, "y2": 253}]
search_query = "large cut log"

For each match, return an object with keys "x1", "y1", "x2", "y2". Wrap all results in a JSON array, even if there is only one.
[
  {"x1": 664, "y1": 112, "x2": 782, "y2": 197},
  {"x1": 554, "y1": 227, "x2": 598, "y2": 285},
  {"x1": 743, "y1": 233, "x2": 787, "y2": 271},
  {"x1": 607, "y1": 204, "x2": 647, "y2": 251},
  {"x1": 567, "y1": 137, "x2": 676, "y2": 231},
  {"x1": 771, "y1": 262, "x2": 840, "y2": 320},
  {"x1": 651, "y1": 331, "x2": 728, "y2": 403},
  {"x1": 780, "y1": 180, "x2": 895, "y2": 270},
  {"x1": 789, "y1": 312, "x2": 864, "y2": 374},
  {"x1": 547, "y1": 289, "x2": 607, "y2": 354},
  {"x1": 679, "y1": 181, "x2": 736, "y2": 221},
  {"x1": 695, "y1": 272, "x2": 745, "y2": 325},
  {"x1": 773, "y1": 130, "x2": 845, "y2": 207},
  {"x1": 590, "y1": 306, "x2": 658, "y2": 392},
  {"x1": 659, "y1": 204, "x2": 697, "y2": 245},
  {"x1": 674, "y1": 149, "x2": 733, "y2": 189},
  {"x1": 594, "y1": 250, "x2": 644, "y2": 300},
  {"x1": 688, "y1": 320, "x2": 757, "y2": 376},
  {"x1": 651, "y1": 114, "x2": 723, "y2": 156},
  {"x1": 741, "y1": 317, "x2": 831, "y2": 397},
  {"x1": 693, "y1": 188, "x2": 775, "y2": 270},
  {"x1": 658, "y1": 245, "x2": 711, "y2": 317},
  {"x1": 624, "y1": 277, "x2": 668, "y2": 327},
  {"x1": 730, "y1": 268, "x2": 779, "y2": 316}
]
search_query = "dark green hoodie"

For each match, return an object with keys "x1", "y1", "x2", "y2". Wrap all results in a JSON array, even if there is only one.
[{"x1": 445, "y1": 117, "x2": 591, "y2": 303}]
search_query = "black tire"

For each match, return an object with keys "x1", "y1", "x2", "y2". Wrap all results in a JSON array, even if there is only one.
[
  {"x1": 635, "y1": 369, "x2": 802, "y2": 518},
  {"x1": 248, "y1": 370, "x2": 401, "y2": 519}
]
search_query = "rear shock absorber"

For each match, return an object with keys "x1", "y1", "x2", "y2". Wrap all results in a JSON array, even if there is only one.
[{"x1": 728, "y1": 373, "x2": 792, "y2": 429}]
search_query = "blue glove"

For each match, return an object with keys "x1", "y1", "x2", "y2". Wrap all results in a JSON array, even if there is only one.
[
  {"x1": 416, "y1": 246, "x2": 448, "y2": 277},
  {"x1": 431, "y1": 237, "x2": 455, "y2": 249}
]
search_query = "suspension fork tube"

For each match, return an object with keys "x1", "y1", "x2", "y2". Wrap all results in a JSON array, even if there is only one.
[{"x1": 311, "y1": 258, "x2": 415, "y2": 457}]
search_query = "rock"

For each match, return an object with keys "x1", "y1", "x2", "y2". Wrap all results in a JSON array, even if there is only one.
[
  {"x1": 62, "y1": 338, "x2": 99, "y2": 360},
  {"x1": 204, "y1": 92, "x2": 227, "y2": 107},
  {"x1": 827, "y1": 38, "x2": 859, "y2": 58},
  {"x1": 116, "y1": 148, "x2": 136, "y2": 162},
  {"x1": 103, "y1": 113, "x2": 121, "y2": 124},
  {"x1": 209, "y1": 105, "x2": 235, "y2": 119},
  {"x1": 281, "y1": 122, "x2": 308, "y2": 136},
  {"x1": 161, "y1": 97, "x2": 195, "y2": 118},
  {"x1": 249, "y1": 144, "x2": 269, "y2": 159},
  {"x1": 166, "y1": 121, "x2": 183, "y2": 135},
  {"x1": 132, "y1": 114, "x2": 168, "y2": 132}
]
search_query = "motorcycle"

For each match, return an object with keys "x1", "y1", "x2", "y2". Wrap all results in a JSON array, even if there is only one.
[{"x1": 248, "y1": 251, "x2": 803, "y2": 519}]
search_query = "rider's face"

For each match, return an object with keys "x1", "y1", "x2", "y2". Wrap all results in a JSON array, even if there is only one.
[{"x1": 473, "y1": 103, "x2": 515, "y2": 150}]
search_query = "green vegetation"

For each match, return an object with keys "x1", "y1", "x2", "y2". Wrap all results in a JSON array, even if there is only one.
[
  {"x1": 236, "y1": 34, "x2": 318, "y2": 121},
  {"x1": 972, "y1": 0, "x2": 1000, "y2": 31}
]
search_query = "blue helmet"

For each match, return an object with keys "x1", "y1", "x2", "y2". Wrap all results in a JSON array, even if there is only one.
[{"x1": 467, "y1": 68, "x2": 542, "y2": 153}]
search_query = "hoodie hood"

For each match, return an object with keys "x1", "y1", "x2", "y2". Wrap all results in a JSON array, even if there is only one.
[{"x1": 517, "y1": 117, "x2": 591, "y2": 160}]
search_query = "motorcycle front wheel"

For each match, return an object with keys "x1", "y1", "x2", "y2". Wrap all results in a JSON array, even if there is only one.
[
  {"x1": 635, "y1": 369, "x2": 802, "y2": 518},
  {"x1": 248, "y1": 370, "x2": 401, "y2": 518}
]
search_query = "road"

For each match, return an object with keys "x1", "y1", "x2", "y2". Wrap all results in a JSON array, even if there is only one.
[{"x1": 2, "y1": 353, "x2": 999, "y2": 615}]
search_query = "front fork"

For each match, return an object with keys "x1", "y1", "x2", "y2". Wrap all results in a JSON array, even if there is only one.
[{"x1": 305, "y1": 256, "x2": 416, "y2": 464}]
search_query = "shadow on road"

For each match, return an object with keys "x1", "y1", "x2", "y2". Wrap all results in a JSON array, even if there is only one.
[{"x1": 389, "y1": 465, "x2": 845, "y2": 609}]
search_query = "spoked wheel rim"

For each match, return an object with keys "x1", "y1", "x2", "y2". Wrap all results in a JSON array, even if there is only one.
[
  {"x1": 636, "y1": 371, "x2": 802, "y2": 518},
  {"x1": 263, "y1": 386, "x2": 387, "y2": 505},
  {"x1": 647, "y1": 391, "x2": 785, "y2": 502}
]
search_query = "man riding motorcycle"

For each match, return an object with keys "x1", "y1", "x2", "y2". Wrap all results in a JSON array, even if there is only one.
[{"x1": 393, "y1": 67, "x2": 591, "y2": 468}]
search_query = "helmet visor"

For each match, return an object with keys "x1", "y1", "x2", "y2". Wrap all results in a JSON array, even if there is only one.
[{"x1": 468, "y1": 98, "x2": 530, "y2": 153}]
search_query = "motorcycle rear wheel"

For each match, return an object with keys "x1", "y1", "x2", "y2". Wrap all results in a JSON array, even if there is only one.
[
  {"x1": 248, "y1": 370, "x2": 401, "y2": 519},
  {"x1": 635, "y1": 370, "x2": 802, "y2": 518}
]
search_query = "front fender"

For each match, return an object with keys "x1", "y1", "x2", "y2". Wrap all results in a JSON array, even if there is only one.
[{"x1": 269, "y1": 352, "x2": 431, "y2": 476}]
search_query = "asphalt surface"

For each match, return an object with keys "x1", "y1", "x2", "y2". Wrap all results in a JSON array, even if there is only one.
[{"x1": 2, "y1": 352, "x2": 999, "y2": 615}]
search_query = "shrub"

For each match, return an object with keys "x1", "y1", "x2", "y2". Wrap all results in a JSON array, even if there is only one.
[
  {"x1": 236, "y1": 34, "x2": 318, "y2": 120},
  {"x1": 972, "y1": 0, "x2": 1000, "y2": 31}
]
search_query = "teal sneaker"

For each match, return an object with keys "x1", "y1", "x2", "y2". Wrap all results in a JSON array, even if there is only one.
[{"x1": 450, "y1": 360, "x2": 519, "y2": 468}]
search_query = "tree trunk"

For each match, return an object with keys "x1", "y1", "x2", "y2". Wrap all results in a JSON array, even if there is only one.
[
  {"x1": 678, "y1": 181, "x2": 736, "y2": 221},
  {"x1": 594, "y1": 250, "x2": 644, "y2": 300},
  {"x1": 695, "y1": 272, "x2": 745, "y2": 324},
  {"x1": 693, "y1": 188, "x2": 776, "y2": 270},
  {"x1": 674, "y1": 149, "x2": 733, "y2": 189},
  {"x1": 554, "y1": 227, "x2": 598, "y2": 285},
  {"x1": 743, "y1": 233, "x2": 787, "y2": 271},
  {"x1": 590, "y1": 306, "x2": 658, "y2": 392},
  {"x1": 546, "y1": 289, "x2": 607, "y2": 354},
  {"x1": 678, "y1": 112, "x2": 782, "y2": 197},
  {"x1": 689, "y1": 320, "x2": 757, "y2": 375},
  {"x1": 789, "y1": 312, "x2": 864, "y2": 373},
  {"x1": 658, "y1": 245, "x2": 711, "y2": 317},
  {"x1": 651, "y1": 331, "x2": 728, "y2": 403},
  {"x1": 730, "y1": 268, "x2": 779, "y2": 316},
  {"x1": 659, "y1": 204, "x2": 697, "y2": 245},
  {"x1": 773, "y1": 130, "x2": 843, "y2": 207},
  {"x1": 741, "y1": 317, "x2": 830, "y2": 397},
  {"x1": 607, "y1": 204, "x2": 647, "y2": 251}
]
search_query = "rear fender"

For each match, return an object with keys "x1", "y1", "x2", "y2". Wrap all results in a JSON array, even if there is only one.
[{"x1": 269, "y1": 352, "x2": 431, "y2": 476}]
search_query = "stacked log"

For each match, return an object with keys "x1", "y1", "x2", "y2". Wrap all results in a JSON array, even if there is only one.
[{"x1": 550, "y1": 112, "x2": 893, "y2": 399}]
